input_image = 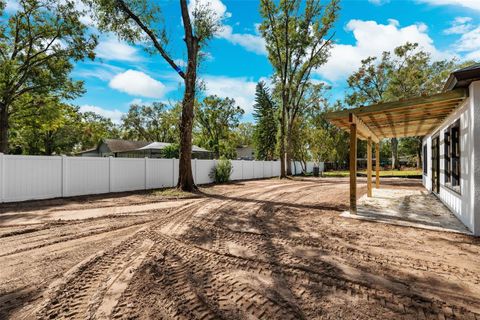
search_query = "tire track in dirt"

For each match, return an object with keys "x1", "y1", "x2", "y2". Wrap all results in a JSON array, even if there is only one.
[
  {"x1": 27, "y1": 199, "x2": 210, "y2": 319},
  {"x1": 36, "y1": 232, "x2": 151, "y2": 319},
  {"x1": 156, "y1": 231, "x2": 480, "y2": 320},
  {"x1": 106, "y1": 181, "x2": 325, "y2": 319},
  {"x1": 156, "y1": 180, "x2": 479, "y2": 319},
  {"x1": 114, "y1": 182, "x2": 347, "y2": 318},
  {"x1": 0, "y1": 217, "x2": 153, "y2": 257},
  {"x1": 5, "y1": 178, "x2": 479, "y2": 320}
]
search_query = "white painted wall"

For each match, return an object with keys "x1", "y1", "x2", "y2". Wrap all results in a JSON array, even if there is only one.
[
  {"x1": 0, "y1": 156, "x2": 322, "y2": 203},
  {"x1": 422, "y1": 81, "x2": 480, "y2": 235}
]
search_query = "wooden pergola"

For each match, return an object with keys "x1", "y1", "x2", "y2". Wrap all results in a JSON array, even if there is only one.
[{"x1": 325, "y1": 88, "x2": 468, "y2": 214}]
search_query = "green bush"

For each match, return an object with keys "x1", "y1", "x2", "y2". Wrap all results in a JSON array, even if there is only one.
[
  {"x1": 210, "y1": 158, "x2": 232, "y2": 183},
  {"x1": 162, "y1": 143, "x2": 179, "y2": 158}
]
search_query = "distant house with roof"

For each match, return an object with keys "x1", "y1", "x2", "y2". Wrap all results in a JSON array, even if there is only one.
[
  {"x1": 77, "y1": 139, "x2": 213, "y2": 159},
  {"x1": 235, "y1": 145, "x2": 255, "y2": 160}
]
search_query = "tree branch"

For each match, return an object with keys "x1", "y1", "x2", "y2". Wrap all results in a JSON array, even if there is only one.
[{"x1": 115, "y1": 0, "x2": 185, "y2": 79}]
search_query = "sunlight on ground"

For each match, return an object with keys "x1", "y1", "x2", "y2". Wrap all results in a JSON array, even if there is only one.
[{"x1": 323, "y1": 170, "x2": 422, "y2": 177}]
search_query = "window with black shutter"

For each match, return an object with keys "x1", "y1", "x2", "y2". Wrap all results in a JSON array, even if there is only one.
[
  {"x1": 443, "y1": 119, "x2": 461, "y2": 193},
  {"x1": 444, "y1": 131, "x2": 450, "y2": 184},
  {"x1": 451, "y1": 121, "x2": 460, "y2": 189},
  {"x1": 423, "y1": 145, "x2": 427, "y2": 175}
]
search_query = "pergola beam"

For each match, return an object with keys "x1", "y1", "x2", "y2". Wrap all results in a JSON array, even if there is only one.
[
  {"x1": 367, "y1": 138, "x2": 372, "y2": 197},
  {"x1": 375, "y1": 142, "x2": 380, "y2": 189},
  {"x1": 325, "y1": 88, "x2": 467, "y2": 120},
  {"x1": 349, "y1": 123, "x2": 357, "y2": 214},
  {"x1": 348, "y1": 113, "x2": 380, "y2": 143}
]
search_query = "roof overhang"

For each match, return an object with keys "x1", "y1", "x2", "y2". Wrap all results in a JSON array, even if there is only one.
[
  {"x1": 444, "y1": 63, "x2": 480, "y2": 91},
  {"x1": 326, "y1": 88, "x2": 468, "y2": 140}
]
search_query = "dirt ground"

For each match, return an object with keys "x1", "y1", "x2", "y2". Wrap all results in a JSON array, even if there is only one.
[{"x1": 0, "y1": 177, "x2": 479, "y2": 320}]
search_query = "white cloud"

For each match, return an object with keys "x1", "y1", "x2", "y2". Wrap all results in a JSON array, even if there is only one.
[
  {"x1": 417, "y1": 0, "x2": 480, "y2": 11},
  {"x1": 75, "y1": 63, "x2": 124, "y2": 82},
  {"x1": 455, "y1": 26, "x2": 480, "y2": 52},
  {"x1": 79, "y1": 105, "x2": 124, "y2": 124},
  {"x1": 96, "y1": 37, "x2": 142, "y2": 62},
  {"x1": 316, "y1": 19, "x2": 447, "y2": 82},
  {"x1": 187, "y1": 0, "x2": 265, "y2": 56},
  {"x1": 217, "y1": 25, "x2": 267, "y2": 55},
  {"x1": 109, "y1": 70, "x2": 168, "y2": 98},
  {"x1": 444, "y1": 17, "x2": 474, "y2": 35},
  {"x1": 5, "y1": 0, "x2": 20, "y2": 12},
  {"x1": 188, "y1": 0, "x2": 231, "y2": 21},
  {"x1": 454, "y1": 26, "x2": 480, "y2": 60},
  {"x1": 174, "y1": 59, "x2": 187, "y2": 68},
  {"x1": 368, "y1": 0, "x2": 390, "y2": 5},
  {"x1": 202, "y1": 75, "x2": 261, "y2": 114}
]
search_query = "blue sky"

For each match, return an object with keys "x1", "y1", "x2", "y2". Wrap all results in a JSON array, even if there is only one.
[{"x1": 6, "y1": 0, "x2": 480, "y2": 123}]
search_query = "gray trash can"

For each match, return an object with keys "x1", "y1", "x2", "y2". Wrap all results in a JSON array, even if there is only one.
[{"x1": 313, "y1": 166, "x2": 320, "y2": 177}]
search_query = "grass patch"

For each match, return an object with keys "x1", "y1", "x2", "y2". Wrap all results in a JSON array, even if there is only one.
[
  {"x1": 323, "y1": 170, "x2": 422, "y2": 178},
  {"x1": 150, "y1": 188, "x2": 199, "y2": 199}
]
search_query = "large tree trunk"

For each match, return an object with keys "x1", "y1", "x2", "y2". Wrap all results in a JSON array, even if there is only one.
[
  {"x1": 279, "y1": 101, "x2": 286, "y2": 178},
  {"x1": 44, "y1": 132, "x2": 53, "y2": 155},
  {"x1": 391, "y1": 137, "x2": 400, "y2": 170},
  {"x1": 286, "y1": 147, "x2": 292, "y2": 176},
  {"x1": 177, "y1": 0, "x2": 197, "y2": 191},
  {"x1": 0, "y1": 102, "x2": 8, "y2": 154},
  {"x1": 285, "y1": 124, "x2": 292, "y2": 176},
  {"x1": 177, "y1": 70, "x2": 196, "y2": 191},
  {"x1": 416, "y1": 137, "x2": 422, "y2": 169}
]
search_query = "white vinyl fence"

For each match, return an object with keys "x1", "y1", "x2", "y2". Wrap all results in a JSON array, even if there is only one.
[{"x1": 0, "y1": 154, "x2": 323, "y2": 203}]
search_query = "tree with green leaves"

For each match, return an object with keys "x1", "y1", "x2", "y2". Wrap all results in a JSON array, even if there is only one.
[
  {"x1": 121, "y1": 102, "x2": 180, "y2": 143},
  {"x1": 9, "y1": 95, "x2": 82, "y2": 155},
  {"x1": 162, "y1": 143, "x2": 180, "y2": 159},
  {"x1": 79, "y1": 111, "x2": 120, "y2": 150},
  {"x1": 252, "y1": 81, "x2": 277, "y2": 160},
  {"x1": 385, "y1": 43, "x2": 460, "y2": 168},
  {"x1": 345, "y1": 53, "x2": 398, "y2": 167},
  {"x1": 346, "y1": 42, "x2": 462, "y2": 169},
  {"x1": 195, "y1": 95, "x2": 244, "y2": 159},
  {"x1": 290, "y1": 117, "x2": 311, "y2": 173},
  {"x1": 0, "y1": 0, "x2": 97, "y2": 153},
  {"x1": 86, "y1": 0, "x2": 222, "y2": 191},
  {"x1": 259, "y1": 0, "x2": 339, "y2": 177},
  {"x1": 233, "y1": 122, "x2": 254, "y2": 148}
]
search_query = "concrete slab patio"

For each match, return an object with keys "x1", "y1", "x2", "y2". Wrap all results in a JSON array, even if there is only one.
[{"x1": 341, "y1": 186, "x2": 471, "y2": 234}]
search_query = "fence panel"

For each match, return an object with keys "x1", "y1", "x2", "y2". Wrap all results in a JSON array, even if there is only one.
[
  {"x1": 273, "y1": 161, "x2": 280, "y2": 177},
  {"x1": 0, "y1": 154, "x2": 323, "y2": 203},
  {"x1": 4, "y1": 155, "x2": 62, "y2": 202},
  {"x1": 254, "y1": 161, "x2": 263, "y2": 179},
  {"x1": 306, "y1": 162, "x2": 314, "y2": 173},
  {"x1": 243, "y1": 161, "x2": 254, "y2": 180},
  {"x1": 230, "y1": 160, "x2": 243, "y2": 180},
  {"x1": 66, "y1": 157, "x2": 109, "y2": 197},
  {"x1": 110, "y1": 158, "x2": 146, "y2": 192},
  {"x1": 147, "y1": 158, "x2": 175, "y2": 189},
  {"x1": 318, "y1": 162, "x2": 325, "y2": 172},
  {"x1": 195, "y1": 160, "x2": 215, "y2": 184},
  {"x1": 263, "y1": 161, "x2": 273, "y2": 178}
]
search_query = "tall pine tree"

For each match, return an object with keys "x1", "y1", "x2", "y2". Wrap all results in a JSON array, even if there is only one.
[{"x1": 253, "y1": 82, "x2": 278, "y2": 160}]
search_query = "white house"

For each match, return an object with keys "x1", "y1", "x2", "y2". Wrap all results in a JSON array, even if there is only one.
[
  {"x1": 422, "y1": 64, "x2": 480, "y2": 236},
  {"x1": 327, "y1": 63, "x2": 480, "y2": 236}
]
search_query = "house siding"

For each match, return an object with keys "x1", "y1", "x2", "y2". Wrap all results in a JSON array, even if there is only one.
[{"x1": 422, "y1": 80, "x2": 480, "y2": 235}]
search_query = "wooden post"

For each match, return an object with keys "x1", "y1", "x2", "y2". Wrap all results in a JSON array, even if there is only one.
[
  {"x1": 375, "y1": 142, "x2": 380, "y2": 188},
  {"x1": 367, "y1": 138, "x2": 372, "y2": 197},
  {"x1": 350, "y1": 123, "x2": 357, "y2": 214}
]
